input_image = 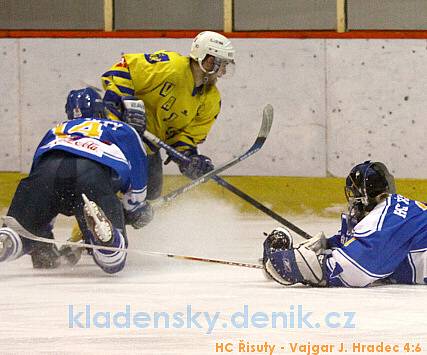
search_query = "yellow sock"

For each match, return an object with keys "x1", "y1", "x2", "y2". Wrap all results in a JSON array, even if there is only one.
[{"x1": 69, "y1": 222, "x2": 83, "y2": 242}]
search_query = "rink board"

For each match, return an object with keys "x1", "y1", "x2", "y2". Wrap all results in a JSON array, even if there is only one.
[
  {"x1": 2, "y1": 173, "x2": 427, "y2": 216},
  {"x1": 2, "y1": 38, "x2": 427, "y2": 178}
]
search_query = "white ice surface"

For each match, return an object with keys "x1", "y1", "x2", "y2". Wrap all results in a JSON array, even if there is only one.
[{"x1": 0, "y1": 198, "x2": 425, "y2": 354}]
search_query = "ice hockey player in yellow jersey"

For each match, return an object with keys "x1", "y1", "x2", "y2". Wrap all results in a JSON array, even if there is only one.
[
  {"x1": 101, "y1": 31, "x2": 235, "y2": 199},
  {"x1": 39, "y1": 32, "x2": 236, "y2": 268}
]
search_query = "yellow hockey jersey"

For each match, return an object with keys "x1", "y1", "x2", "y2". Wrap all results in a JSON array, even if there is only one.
[{"x1": 101, "y1": 51, "x2": 221, "y2": 153}]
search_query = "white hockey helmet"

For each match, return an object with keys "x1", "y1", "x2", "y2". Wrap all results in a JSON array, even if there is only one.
[{"x1": 190, "y1": 31, "x2": 235, "y2": 75}]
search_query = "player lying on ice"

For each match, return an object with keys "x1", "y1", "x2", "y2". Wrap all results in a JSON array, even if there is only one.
[
  {"x1": 263, "y1": 161, "x2": 427, "y2": 287},
  {"x1": 0, "y1": 87, "x2": 153, "y2": 273}
]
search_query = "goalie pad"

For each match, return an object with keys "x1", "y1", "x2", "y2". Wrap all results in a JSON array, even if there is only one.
[
  {"x1": 264, "y1": 245, "x2": 327, "y2": 287},
  {"x1": 299, "y1": 232, "x2": 327, "y2": 254}
]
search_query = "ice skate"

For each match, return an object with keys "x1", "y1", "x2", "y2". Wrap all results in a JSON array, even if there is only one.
[
  {"x1": 0, "y1": 232, "x2": 13, "y2": 261},
  {"x1": 0, "y1": 227, "x2": 22, "y2": 262},
  {"x1": 82, "y1": 194, "x2": 113, "y2": 244}
]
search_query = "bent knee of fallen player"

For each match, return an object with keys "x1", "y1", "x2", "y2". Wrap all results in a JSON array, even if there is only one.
[
  {"x1": 91, "y1": 228, "x2": 128, "y2": 274},
  {"x1": 77, "y1": 193, "x2": 129, "y2": 274}
]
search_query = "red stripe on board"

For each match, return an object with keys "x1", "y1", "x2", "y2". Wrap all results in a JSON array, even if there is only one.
[{"x1": 2, "y1": 30, "x2": 427, "y2": 39}]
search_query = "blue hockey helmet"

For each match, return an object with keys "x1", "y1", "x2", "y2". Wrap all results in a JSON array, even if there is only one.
[
  {"x1": 345, "y1": 161, "x2": 395, "y2": 212},
  {"x1": 65, "y1": 87, "x2": 105, "y2": 120}
]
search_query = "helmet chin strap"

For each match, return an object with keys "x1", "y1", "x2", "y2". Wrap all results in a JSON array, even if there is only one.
[
  {"x1": 197, "y1": 58, "x2": 221, "y2": 75},
  {"x1": 198, "y1": 59, "x2": 216, "y2": 85},
  {"x1": 198, "y1": 58, "x2": 218, "y2": 75}
]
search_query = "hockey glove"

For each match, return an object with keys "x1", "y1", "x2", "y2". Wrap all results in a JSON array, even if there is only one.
[
  {"x1": 264, "y1": 245, "x2": 327, "y2": 287},
  {"x1": 179, "y1": 151, "x2": 214, "y2": 180},
  {"x1": 262, "y1": 227, "x2": 293, "y2": 281},
  {"x1": 121, "y1": 96, "x2": 146, "y2": 135},
  {"x1": 262, "y1": 227, "x2": 293, "y2": 264},
  {"x1": 124, "y1": 202, "x2": 154, "y2": 229}
]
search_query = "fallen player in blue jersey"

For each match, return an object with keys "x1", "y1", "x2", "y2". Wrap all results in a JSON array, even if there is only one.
[
  {"x1": 263, "y1": 161, "x2": 427, "y2": 287},
  {"x1": 0, "y1": 87, "x2": 153, "y2": 273}
]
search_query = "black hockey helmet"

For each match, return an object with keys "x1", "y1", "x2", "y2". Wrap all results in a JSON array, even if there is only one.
[
  {"x1": 345, "y1": 160, "x2": 395, "y2": 210},
  {"x1": 65, "y1": 87, "x2": 105, "y2": 120}
]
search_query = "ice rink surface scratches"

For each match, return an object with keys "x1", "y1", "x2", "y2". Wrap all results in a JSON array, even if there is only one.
[{"x1": 0, "y1": 199, "x2": 425, "y2": 354}]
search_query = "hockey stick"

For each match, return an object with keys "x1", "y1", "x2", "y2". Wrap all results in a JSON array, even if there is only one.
[
  {"x1": 143, "y1": 108, "x2": 312, "y2": 239},
  {"x1": 82, "y1": 86, "x2": 308, "y2": 237},
  {"x1": 150, "y1": 104, "x2": 273, "y2": 208},
  {"x1": 163, "y1": 254, "x2": 262, "y2": 269},
  {"x1": 143, "y1": 104, "x2": 273, "y2": 167},
  {"x1": 3, "y1": 216, "x2": 129, "y2": 254},
  {"x1": 210, "y1": 181, "x2": 312, "y2": 239},
  {"x1": 82, "y1": 86, "x2": 311, "y2": 239},
  {"x1": 2, "y1": 216, "x2": 262, "y2": 269}
]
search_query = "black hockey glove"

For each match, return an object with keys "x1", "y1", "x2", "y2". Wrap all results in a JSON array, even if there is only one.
[
  {"x1": 121, "y1": 96, "x2": 146, "y2": 135},
  {"x1": 178, "y1": 151, "x2": 214, "y2": 180},
  {"x1": 124, "y1": 202, "x2": 154, "y2": 229},
  {"x1": 261, "y1": 227, "x2": 294, "y2": 282},
  {"x1": 262, "y1": 227, "x2": 293, "y2": 264}
]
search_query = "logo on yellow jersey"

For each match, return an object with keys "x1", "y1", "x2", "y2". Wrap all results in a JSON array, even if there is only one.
[{"x1": 144, "y1": 53, "x2": 170, "y2": 64}]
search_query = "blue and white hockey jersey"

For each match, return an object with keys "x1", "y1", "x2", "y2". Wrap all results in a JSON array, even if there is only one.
[
  {"x1": 32, "y1": 118, "x2": 148, "y2": 212},
  {"x1": 325, "y1": 194, "x2": 427, "y2": 287}
]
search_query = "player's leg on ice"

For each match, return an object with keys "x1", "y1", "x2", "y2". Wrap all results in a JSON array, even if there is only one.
[
  {"x1": 5, "y1": 153, "x2": 63, "y2": 268},
  {"x1": 82, "y1": 194, "x2": 114, "y2": 243},
  {"x1": 62, "y1": 150, "x2": 152, "y2": 264},
  {"x1": 73, "y1": 158, "x2": 128, "y2": 274},
  {"x1": 78, "y1": 194, "x2": 127, "y2": 274},
  {"x1": 146, "y1": 150, "x2": 163, "y2": 200}
]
